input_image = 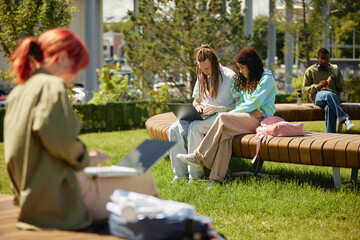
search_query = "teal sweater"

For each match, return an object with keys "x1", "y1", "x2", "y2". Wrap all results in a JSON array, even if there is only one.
[{"x1": 230, "y1": 70, "x2": 277, "y2": 117}]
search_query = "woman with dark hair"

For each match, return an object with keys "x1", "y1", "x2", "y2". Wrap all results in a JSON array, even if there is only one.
[
  {"x1": 4, "y1": 28, "x2": 159, "y2": 230},
  {"x1": 168, "y1": 44, "x2": 238, "y2": 183},
  {"x1": 177, "y1": 47, "x2": 277, "y2": 189}
]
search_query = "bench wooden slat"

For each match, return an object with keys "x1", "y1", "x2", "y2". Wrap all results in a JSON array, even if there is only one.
[
  {"x1": 346, "y1": 142, "x2": 360, "y2": 169},
  {"x1": 299, "y1": 133, "x2": 339, "y2": 165},
  {"x1": 258, "y1": 136, "x2": 272, "y2": 161},
  {"x1": 267, "y1": 136, "x2": 284, "y2": 162},
  {"x1": 323, "y1": 135, "x2": 360, "y2": 167},
  {"x1": 0, "y1": 194, "x2": 123, "y2": 239},
  {"x1": 276, "y1": 137, "x2": 292, "y2": 163},
  {"x1": 310, "y1": 135, "x2": 348, "y2": 166}
]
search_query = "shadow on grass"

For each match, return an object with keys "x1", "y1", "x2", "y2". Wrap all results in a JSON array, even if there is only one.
[
  {"x1": 228, "y1": 157, "x2": 360, "y2": 190},
  {"x1": 344, "y1": 129, "x2": 360, "y2": 134}
]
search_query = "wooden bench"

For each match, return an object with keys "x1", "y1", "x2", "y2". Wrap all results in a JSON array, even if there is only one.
[
  {"x1": 0, "y1": 194, "x2": 122, "y2": 239},
  {"x1": 270, "y1": 103, "x2": 360, "y2": 121},
  {"x1": 145, "y1": 103, "x2": 360, "y2": 188}
]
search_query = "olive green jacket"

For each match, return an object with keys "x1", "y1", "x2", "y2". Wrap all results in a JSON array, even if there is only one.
[
  {"x1": 4, "y1": 72, "x2": 91, "y2": 230},
  {"x1": 302, "y1": 63, "x2": 345, "y2": 101}
]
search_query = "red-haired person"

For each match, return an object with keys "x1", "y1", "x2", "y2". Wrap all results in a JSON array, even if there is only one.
[{"x1": 4, "y1": 28, "x2": 159, "y2": 230}]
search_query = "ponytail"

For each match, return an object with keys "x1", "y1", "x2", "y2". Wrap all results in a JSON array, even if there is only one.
[
  {"x1": 9, "y1": 28, "x2": 89, "y2": 85},
  {"x1": 9, "y1": 38, "x2": 44, "y2": 84}
]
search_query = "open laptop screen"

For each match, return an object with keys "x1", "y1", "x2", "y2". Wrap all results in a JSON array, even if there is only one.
[
  {"x1": 167, "y1": 103, "x2": 215, "y2": 121},
  {"x1": 84, "y1": 140, "x2": 175, "y2": 177}
]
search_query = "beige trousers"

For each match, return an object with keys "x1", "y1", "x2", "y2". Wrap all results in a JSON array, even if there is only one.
[
  {"x1": 75, "y1": 170, "x2": 160, "y2": 221},
  {"x1": 195, "y1": 112, "x2": 260, "y2": 182}
]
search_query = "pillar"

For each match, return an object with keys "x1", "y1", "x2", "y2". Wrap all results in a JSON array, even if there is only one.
[{"x1": 284, "y1": 0, "x2": 294, "y2": 94}]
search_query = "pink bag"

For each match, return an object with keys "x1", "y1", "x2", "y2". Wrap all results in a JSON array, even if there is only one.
[{"x1": 252, "y1": 116, "x2": 304, "y2": 163}]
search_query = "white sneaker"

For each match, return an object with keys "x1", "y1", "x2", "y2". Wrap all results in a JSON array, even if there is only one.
[
  {"x1": 345, "y1": 118, "x2": 354, "y2": 130},
  {"x1": 176, "y1": 153, "x2": 202, "y2": 169},
  {"x1": 206, "y1": 179, "x2": 220, "y2": 190},
  {"x1": 170, "y1": 176, "x2": 185, "y2": 183}
]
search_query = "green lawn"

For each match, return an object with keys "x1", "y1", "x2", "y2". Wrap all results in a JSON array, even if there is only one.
[{"x1": 1, "y1": 121, "x2": 360, "y2": 239}]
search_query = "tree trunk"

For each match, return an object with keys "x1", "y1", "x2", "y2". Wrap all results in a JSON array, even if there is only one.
[{"x1": 302, "y1": 0, "x2": 310, "y2": 68}]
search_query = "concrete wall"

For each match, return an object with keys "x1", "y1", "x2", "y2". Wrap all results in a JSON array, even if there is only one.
[{"x1": 70, "y1": 0, "x2": 103, "y2": 99}]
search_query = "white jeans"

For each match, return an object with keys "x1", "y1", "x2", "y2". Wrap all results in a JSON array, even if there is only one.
[{"x1": 168, "y1": 115, "x2": 217, "y2": 179}]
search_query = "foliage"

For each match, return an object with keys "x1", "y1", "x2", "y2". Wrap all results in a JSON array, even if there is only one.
[
  {"x1": 104, "y1": 20, "x2": 133, "y2": 33},
  {"x1": 123, "y1": 0, "x2": 244, "y2": 100},
  {"x1": 292, "y1": 75, "x2": 303, "y2": 90},
  {"x1": 277, "y1": 0, "x2": 329, "y2": 68},
  {"x1": 346, "y1": 75, "x2": 360, "y2": 102},
  {"x1": 89, "y1": 66, "x2": 141, "y2": 104},
  {"x1": 146, "y1": 84, "x2": 171, "y2": 117},
  {"x1": 0, "y1": 0, "x2": 77, "y2": 82},
  {"x1": 0, "y1": 0, "x2": 77, "y2": 57},
  {"x1": 276, "y1": 0, "x2": 359, "y2": 65},
  {"x1": 72, "y1": 101, "x2": 149, "y2": 132},
  {"x1": 252, "y1": 15, "x2": 269, "y2": 61},
  {"x1": 330, "y1": 0, "x2": 360, "y2": 58}
]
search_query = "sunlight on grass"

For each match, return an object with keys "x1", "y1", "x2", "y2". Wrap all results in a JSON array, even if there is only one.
[{"x1": 1, "y1": 123, "x2": 360, "y2": 239}]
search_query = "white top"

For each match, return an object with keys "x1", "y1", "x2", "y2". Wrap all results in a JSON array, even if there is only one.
[{"x1": 192, "y1": 65, "x2": 236, "y2": 106}]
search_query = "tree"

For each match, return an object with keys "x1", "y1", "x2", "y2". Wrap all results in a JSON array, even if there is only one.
[
  {"x1": 252, "y1": 15, "x2": 268, "y2": 61},
  {"x1": 278, "y1": 0, "x2": 329, "y2": 67},
  {"x1": 0, "y1": 0, "x2": 77, "y2": 57},
  {"x1": 104, "y1": 20, "x2": 133, "y2": 33},
  {"x1": 330, "y1": 0, "x2": 360, "y2": 58},
  {"x1": 123, "y1": 0, "x2": 244, "y2": 100}
]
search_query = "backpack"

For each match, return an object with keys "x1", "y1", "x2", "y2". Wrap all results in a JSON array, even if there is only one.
[
  {"x1": 107, "y1": 189, "x2": 226, "y2": 240},
  {"x1": 252, "y1": 116, "x2": 304, "y2": 163}
]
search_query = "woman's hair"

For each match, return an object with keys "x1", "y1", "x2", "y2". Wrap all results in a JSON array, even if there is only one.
[
  {"x1": 234, "y1": 47, "x2": 264, "y2": 93},
  {"x1": 9, "y1": 27, "x2": 89, "y2": 84},
  {"x1": 196, "y1": 44, "x2": 222, "y2": 100}
]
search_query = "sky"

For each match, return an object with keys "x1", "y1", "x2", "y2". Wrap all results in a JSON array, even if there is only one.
[{"x1": 103, "y1": 0, "x2": 271, "y2": 22}]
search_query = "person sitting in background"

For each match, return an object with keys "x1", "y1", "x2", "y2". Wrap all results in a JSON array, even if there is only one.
[
  {"x1": 4, "y1": 27, "x2": 159, "y2": 230},
  {"x1": 302, "y1": 48, "x2": 354, "y2": 133},
  {"x1": 168, "y1": 44, "x2": 238, "y2": 183},
  {"x1": 176, "y1": 47, "x2": 277, "y2": 189}
]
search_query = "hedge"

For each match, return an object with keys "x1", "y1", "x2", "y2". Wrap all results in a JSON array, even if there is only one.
[{"x1": 0, "y1": 101, "x2": 151, "y2": 142}]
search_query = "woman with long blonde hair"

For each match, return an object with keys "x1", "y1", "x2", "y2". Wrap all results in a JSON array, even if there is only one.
[{"x1": 168, "y1": 44, "x2": 239, "y2": 183}]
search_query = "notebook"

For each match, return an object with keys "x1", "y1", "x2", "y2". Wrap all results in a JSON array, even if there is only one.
[
  {"x1": 84, "y1": 139, "x2": 175, "y2": 177},
  {"x1": 167, "y1": 103, "x2": 215, "y2": 121}
]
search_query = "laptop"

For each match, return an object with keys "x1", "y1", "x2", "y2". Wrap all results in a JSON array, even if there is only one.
[
  {"x1": 167, "y1": 103, "x2": 215, "y2": 121},
  {"x1": 84, "y1": 139, "x2": 175, "y2": 177}
]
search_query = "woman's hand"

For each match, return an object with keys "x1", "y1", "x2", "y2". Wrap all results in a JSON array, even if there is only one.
[
  {"x1": 89, "y1": 150, "x2": 111, "y2": 166},
  {"x1": 252, "y1": 109, "x2": 264, "y2": 121},
  {"x1": 202, "y1": 105, "x2": 219, "y2": 115},
  {"x1": 194, "y1": 104, "x2": 204, "y2": 113}
]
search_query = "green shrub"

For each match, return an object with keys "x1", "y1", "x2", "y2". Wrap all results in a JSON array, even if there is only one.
[
  {"x1": 146, "y1": 84, "x2": 171, "y2": 117},
  {"x1": 89, "y1": 66, "x2": 140, "y2": 104},
  {"x1": 346, "y1": 75, "x2": 360, "y2": 102},
  {"x1": 73, "y1": 101, "x2": 149, "y2": 133}
]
